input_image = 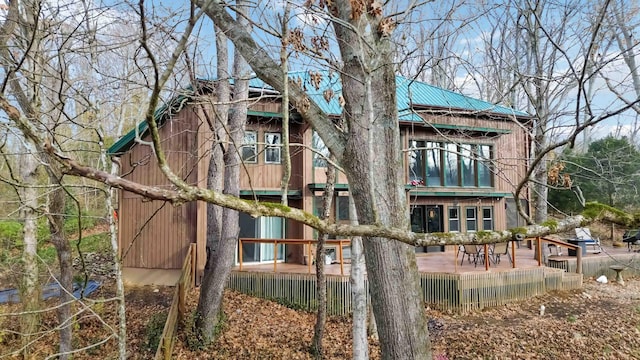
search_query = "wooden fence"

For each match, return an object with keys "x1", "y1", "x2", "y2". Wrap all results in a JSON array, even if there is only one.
[
  {"x1": 154, "y1": 244, "x2": 195, "y2": 360},
  {"x1": 547, "y1": 252, "x2": 640, "y2": 279},
  {"x1": 226, "y1": 267, "x2": 583, "y2": 315}
]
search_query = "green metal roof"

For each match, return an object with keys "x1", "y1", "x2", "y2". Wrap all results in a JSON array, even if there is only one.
[{"x1": 108, "y1": 71, "x2": 528, "y2": 155}]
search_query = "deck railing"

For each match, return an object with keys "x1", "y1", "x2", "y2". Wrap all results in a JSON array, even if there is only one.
[
  {"x1": 226, "y1": 267, "x2": 582, "y2": 315},
  {"x1": 238, "y1": 238, "x2": 350, "y2": 275}
]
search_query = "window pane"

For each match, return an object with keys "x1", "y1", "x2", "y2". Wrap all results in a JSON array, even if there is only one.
[
  {"x1": 466, "y1": 207, "x2": 477, "y2": 231},
  {"x1": 444, "y1": 143, "x2": 459, "y2": 186},
  {"x1": 265, "y1": 133, "x2": 281, "y2": 164},
  {"x1": 408, "y1": 140, "x2": 425, "y2": 185},
  {"x1": 242, "y1": 131, "x2": 257, "y2": 162},
  {"x1": 314, "y1": 196, "x2": 324, "y2": 216},
  {"x1": 313, "y1": 131, "x2": 329, "y2": 167},
  {"x1": 426, "y1": 142, "x2": 441, "y2": 186},
  {"x1": 461, "y1": 144, "x2": 475, "y2": 187},
  {"x1": 478, "y1": 145, "x2": 492, "y2": 187},
  {"x1": 337, "y1": 196, "x2": 349, "y2": 220},
  {"x1": 483, "y1": 207, "x2": 493, "y2": 230},
  {"x1": 410, "y1": 206, "x2": 425, "y2": 233},
  {"x1": 448, "y1": 206, "x2": 460, "y2": 232}
]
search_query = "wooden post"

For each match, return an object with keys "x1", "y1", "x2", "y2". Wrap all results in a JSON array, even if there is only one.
[
  {"x1": 239, "y1": 239, "x2": 243, "y2": 271},
  {"x1": 576, "y1": 248, "x2": 583, "y2": 274},
  {"x1": 274, "y1": 240, "x2": 278, "y2": 273},
  {"x1": 307, "y1": 241, "x2": 312, "y2": 274},
  {"x1": 536, "y1": 237, "x2": 542, "y2": 266},
  {"x1": 191, "y1": 244, "x2": 196, "y2": 287},
  {"x1": 484, "y1": 244, "x2": 489, "y2": 271},
  {"x1": 454, "y1": 245, "x2": 458, "y2": 273},
  {"x1": 339, "y1": 240, "x2": 344, "y2": 275}
]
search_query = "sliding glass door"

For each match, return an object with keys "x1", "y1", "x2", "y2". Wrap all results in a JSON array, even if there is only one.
[{"x1": 238, "y1": 213, "x2": 285, "y2": 263}]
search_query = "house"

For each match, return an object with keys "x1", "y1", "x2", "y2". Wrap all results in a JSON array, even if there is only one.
[{"x1": 107, "y1": 71, "x2": 531, "y2": 285}]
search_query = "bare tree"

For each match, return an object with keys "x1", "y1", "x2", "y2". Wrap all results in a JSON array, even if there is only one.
[
  {"x1": 312, "y1": 159, "x2": 336, "y2": 358},
  {"x1": 195, "y1": 0, "x2": 252, "y2": 343}
]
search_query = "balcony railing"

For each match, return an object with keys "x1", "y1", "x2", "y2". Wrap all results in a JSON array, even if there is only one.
[{"x1": 238, "y1": 238, "x2": 350, "y2": 275}]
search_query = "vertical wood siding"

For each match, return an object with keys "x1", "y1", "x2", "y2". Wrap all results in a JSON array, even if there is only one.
[{"x1": 119, "y1": 105, "x2": 200, "y2": 269}]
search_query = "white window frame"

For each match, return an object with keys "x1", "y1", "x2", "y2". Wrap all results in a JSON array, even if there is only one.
[
  {"x1": 264, "y1": 132, "x2": 281, "y2": 164},
  {"x1": 242, "y1": 131, "x2": 257, "y2": 163},
  {"x1": 448, "y1": 206, "x2": 460, "y2": 232},
  {"x1": 465, "y1": 206, "x2": 477, "y2": 232},
  {"x1": 482, "y1": 206, "x2": 494, "y2": 231}
]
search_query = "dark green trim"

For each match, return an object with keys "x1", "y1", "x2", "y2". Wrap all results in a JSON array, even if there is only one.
[
  {"x1": 405, "y1": 186, "x2": 511, "y2": 198},
  {"x1": 240, "y1": 189, "x2": 302, "y2": 197},
  {"x1": 430, "y1": 124, "x2": 511, "y2": 134},
  {"x1": 247, "y1": 110, "x2": 303, "y2": 124},
  {"x1": 247, "y1": 110, "x2": 283, "y2": 118},
  {"x1": 307, "y1": 183, "x2": 350, "y2": 191}
]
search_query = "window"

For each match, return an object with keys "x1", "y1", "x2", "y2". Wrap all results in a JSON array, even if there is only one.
[
  {"x1": 313, "y1": 131, "x2": 329, "y2": 167},
  {"x1": 465, "y1": 207, "x2": 477, "y2": 232},
  {"x1": 336, "y1": 196, "x2": 350, "y2": 220},
  {"x1": 478, "y1": 145, "x2": 493, "y2": 187},
  {"x1": 448, "y1": 206, "x2": 460, "y2": 232},
  {"x1": 444, "y1": 143, "x2": 459, "y2": 186},
  {"x1": 461, "y1": 144, "x2": 476, "y2": 186},
  {"x1": 265, "y1": 132, "x2": 281, "y2": 164},
  {"x1": 314, "y1": 196, "x2": 324, "y2": 217},
  {"x1": 482, "y1": 207, "x2": 494, "y2": 230},
  {"x1": 242, "y1": 131, "x2": 257, "y2": 163},
  {"x1": 426, "y1": 141, "x2": 441, "y2": 186},
  {"x1": 407, "y1": 140, "x2": 493, "y2": 188},
  {"x1": 313, "y1": 196, "x2": 335, "y2": 239},
  {"x1": 408, "y1": 140, "x2": 425, "y2": 184}
]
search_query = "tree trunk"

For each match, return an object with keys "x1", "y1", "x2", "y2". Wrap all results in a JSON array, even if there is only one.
[
  {"x1": 195, "y1": 0, "x2": 250, "y2": 343},
  {"x1": 279, "y1": 2, "x2": 291, "y2": 206},
  {"x1": 101, "y1": 142, "x2": 127, "y2": 360},
  {"x1": 335, "y1": 29, "x2": 432, "y2": 360},
  {"x1": 204, "y1": 24, "x2": 229, "y2": 265},
  {"x1": 19, "y1": 148, "x2": 39, "y2": 359},
  {"x1": 47, "y1": 183, "x2": 72, "y2": 360},
  {"x1": 349, "y1": 195, "x2": 369, "y2": 360},
  {"x1": 312, "y1": 162, "x2": 336, "y2": 358}
]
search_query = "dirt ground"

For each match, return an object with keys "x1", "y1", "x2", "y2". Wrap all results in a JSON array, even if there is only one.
[{"x1": 1, "y1": 275, "x2": 640, "y2": 359}]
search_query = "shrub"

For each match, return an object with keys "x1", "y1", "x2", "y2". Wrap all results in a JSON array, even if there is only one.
[{"x1": 144, "y1": 311, "x2": 168, "y2": 351}]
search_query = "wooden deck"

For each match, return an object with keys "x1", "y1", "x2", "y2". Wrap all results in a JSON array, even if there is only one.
[
  {"x1": 227, "y1": 243, "x2": 638, "y2": 314},
  {"x1": 232, "y1": 242, "x2": 635, "y2": 276}
]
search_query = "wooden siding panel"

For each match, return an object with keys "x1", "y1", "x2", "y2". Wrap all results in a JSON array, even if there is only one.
[
  {"x1": 239, "y1": 121, "x2": 308, "y2": 190},
  {"x1": 118, "y1": 105, "x2": 201, "y2": 269}
]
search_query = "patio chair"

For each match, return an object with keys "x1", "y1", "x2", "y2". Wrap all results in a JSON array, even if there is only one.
[
  {"x1": 575, "y1": 227, "x2": 602, "y2": 254},
  {"x1": 491, "y1": 241, "x2": 512, "y2": 265},
  {"x1": 460, "y1": 245, "x2": 482, "y2": 267}
]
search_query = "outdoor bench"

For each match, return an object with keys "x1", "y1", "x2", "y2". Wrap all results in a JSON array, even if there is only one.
[{"x1": 623, "y1": 229, "x2": 640, "y2": 252}]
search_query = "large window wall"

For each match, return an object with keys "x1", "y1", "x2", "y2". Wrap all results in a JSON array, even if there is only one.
[{"x1": 408, "y1": 140, "x2": 493, "y2": 187}]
